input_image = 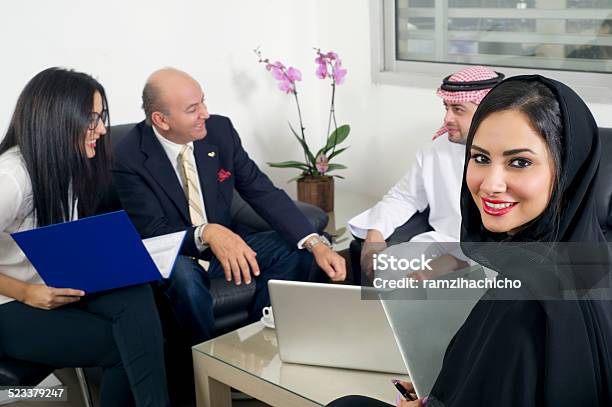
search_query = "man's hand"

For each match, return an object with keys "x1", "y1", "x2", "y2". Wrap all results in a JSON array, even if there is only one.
[
  {"x1": 311, "y1": 245, "x2": 346, "y2": 282},
  {"x1": 22, "y1": 284, "x2": 84, "y2": 310},
  {"x1": 361, "y1": 229, "x2": 387, "y2": 280},
  {"x1": 203, "y1": 223, "x2": 260, "y2": 285},
  {"x1": 365, "y1": 229, "x2": 386, "y2": 244}
]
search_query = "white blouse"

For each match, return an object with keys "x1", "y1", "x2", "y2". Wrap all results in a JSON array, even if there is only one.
[{"x1": 0, "y1": 146, "x2": 44, "y2": 306}]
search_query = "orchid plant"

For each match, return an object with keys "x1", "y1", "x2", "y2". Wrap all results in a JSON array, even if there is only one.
[{"x1": 255, "y1": 47, "x2": 350, "y2": 181}]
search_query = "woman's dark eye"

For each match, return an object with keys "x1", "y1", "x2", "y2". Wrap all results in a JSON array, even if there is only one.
[
  {"x1": 510, "y1": 158, "x2": 532, "y2": 168},
  {"x1": 471, "y1": 154, "x2": 489, "y2": 164}
]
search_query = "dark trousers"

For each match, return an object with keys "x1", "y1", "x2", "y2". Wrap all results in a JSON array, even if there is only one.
[
  {"x1": 162, "y1": 230, "x2": 313, "y2": 345},
  {"x1": 0, "y1": 284, "x2": 169, "y2": 407},
  {"x1": 327, "y1": 395, "x2": 393, "y2": 406}
]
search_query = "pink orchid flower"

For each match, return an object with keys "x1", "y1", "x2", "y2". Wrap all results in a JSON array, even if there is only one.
[
  {"x1": 255, "y1": 47, "x2": 349, "y2": 179},
  {"x1": 286, "y1": 67, "x2": 302, "y2": 82},
  {"x1": 333, "y1": 65, "x2": 348, "y2": 85},
  {"x1": 264, "y1": 58, "x2": 301, "y2": 94},
  {"x1": 316, "y1": 154, "x2": 329, "y2": 174},
  {"x1": 270, "y1": 66, "x2": 285, "y2": 81},
  {"x1": 316, "y1": 63, "x2": 328, "y2": 79},
  {"x1": 315, "y1": 50, "x2": 347, "y2": 85},
  {"x1": 315, "y1": 54, "x2": 330, "y2": 78},
  {"x1": 278, "y1": 80, "x2": 295, "y2": 94}
]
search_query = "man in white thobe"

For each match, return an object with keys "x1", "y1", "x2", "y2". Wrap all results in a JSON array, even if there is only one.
[{"x1": 349, "y1": 66, "x2": 505, "y2": 280}]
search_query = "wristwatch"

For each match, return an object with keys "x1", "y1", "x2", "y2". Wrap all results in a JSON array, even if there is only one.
[
  {"x1": 196, "y1": 223, "x2": 208, "y2": 248},
  {"x1": 304, "y1": 234, "x2": 332, "y2": 252}
]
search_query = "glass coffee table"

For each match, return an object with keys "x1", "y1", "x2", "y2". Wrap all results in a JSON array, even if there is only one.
[{"x1": 192, "y1": 321, "x2": 406, "y2": 406}]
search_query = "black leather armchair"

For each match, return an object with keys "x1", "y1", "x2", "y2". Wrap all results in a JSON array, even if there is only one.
[{"x1": 350, "y1": 127, "x2": 612, "y2": 284}]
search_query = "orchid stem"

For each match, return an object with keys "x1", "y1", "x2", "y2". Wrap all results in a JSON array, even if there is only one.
[
  {"x1": 292, "y1": 88, "x2": 312, "y2": 175},
  {"x1": 329, "y1": 82, "x2": 338, "y2": 157},
  {"x1": 326, "y1": 83, "x2": 334, "y2": 151}
]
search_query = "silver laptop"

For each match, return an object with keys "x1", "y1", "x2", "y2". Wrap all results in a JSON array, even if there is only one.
[
  {"x1": 269, "y1": 280, "x2": 408, "y2": 374},
  {"x1": 379, "y1": 275, "x2": 485, "y2": 398}
]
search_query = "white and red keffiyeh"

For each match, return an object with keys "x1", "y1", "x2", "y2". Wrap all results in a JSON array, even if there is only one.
[{"x1": 433, "y1": 66, "x2": 504, "y2": 139}]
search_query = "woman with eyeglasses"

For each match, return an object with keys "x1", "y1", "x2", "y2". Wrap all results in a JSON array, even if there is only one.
[{"x1": 0, "y1": 67, "x2": 170, "y2": 407}]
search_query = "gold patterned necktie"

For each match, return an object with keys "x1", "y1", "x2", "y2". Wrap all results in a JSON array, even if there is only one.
[
  {"x1": 178, "y1": 145, "x2": 205, "y2": 226},
  {"x1": 178, "y1": 145, "x2": 210, "y2": 270}
]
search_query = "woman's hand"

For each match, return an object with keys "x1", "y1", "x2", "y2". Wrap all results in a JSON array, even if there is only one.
[
  {"x1": 22, "y1": 284, "x2": 84, "y2": 310},
  {"x1": 397, "y1": 398, "x2": 426, "y2": 407},
  {"x1": 395, "y1": 380, "x2": 427, "y2": 406}
]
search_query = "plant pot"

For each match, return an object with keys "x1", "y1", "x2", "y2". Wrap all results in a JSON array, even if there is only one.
[{"x1": 297, "y1": 176, "x2": 334, "y2": 212}]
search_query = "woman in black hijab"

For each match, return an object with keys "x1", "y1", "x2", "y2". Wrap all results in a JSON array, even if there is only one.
[{"x1": 328, "y1": 75, "x2": 612, "y2": 406}]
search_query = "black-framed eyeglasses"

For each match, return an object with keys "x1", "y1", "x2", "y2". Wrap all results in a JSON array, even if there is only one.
[{"x1": 88, "y1": 109, "x2": 109, "y2": 131}]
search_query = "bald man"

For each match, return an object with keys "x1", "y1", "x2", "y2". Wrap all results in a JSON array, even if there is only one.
[{"x1": 112, "y1": 68, "x2": 345, "y2": 345}]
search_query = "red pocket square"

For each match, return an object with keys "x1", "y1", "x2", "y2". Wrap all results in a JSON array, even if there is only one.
[{"x1": 217, "y1": 168, "x2": 232, "y2": 182}]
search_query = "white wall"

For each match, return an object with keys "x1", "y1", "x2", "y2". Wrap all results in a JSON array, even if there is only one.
[
  {"x1": 0, "y1": 0, "x2": 322, "y2": 191},
  {"x1": 1, "y1": 0, "x2": 610, "y2": 201}
]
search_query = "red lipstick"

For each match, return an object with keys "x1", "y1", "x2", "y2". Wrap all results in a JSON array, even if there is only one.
[{"x1": 481, "y1": 197, "x2": 517, "y2": 216}]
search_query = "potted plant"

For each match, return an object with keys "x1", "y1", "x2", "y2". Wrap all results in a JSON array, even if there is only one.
[{"x1": 255, "y1": 48, "x2": 350, "y2": 212}]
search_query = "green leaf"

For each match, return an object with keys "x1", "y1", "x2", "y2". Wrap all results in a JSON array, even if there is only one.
[
  {"x1": 325, "y1": 124, "x2": 350, "y2": 151},
  {"x1": 314, "y1": 146, "x2": 327, "y2": 160},
  {"x1": 267, "y1": 161, "x2": 310, "y2": 171},
  {"x1": 288, "y1": 122, "x2": 317, "y2": 169},
  {"x1": 328, "y1": 146, "x2": 349, "y2": 160},
  {"x1": 326, "y1": 163, "x2": 347, "y2": 172},
  {"x1": 327, "y1": 163, "x2": 347, "y2": 170},
  {"x1": 332, "y1": 174, "x2": 346, "y2": 179}
]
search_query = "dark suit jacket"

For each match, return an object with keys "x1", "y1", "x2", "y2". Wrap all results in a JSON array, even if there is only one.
[{"x1": 112, "y1": 115, "x2": 316, "y2": 259}]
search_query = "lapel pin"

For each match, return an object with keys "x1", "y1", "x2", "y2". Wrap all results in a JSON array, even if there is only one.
[{"x1": 208, "y1": 152, "x2": 215, "y2": 157}]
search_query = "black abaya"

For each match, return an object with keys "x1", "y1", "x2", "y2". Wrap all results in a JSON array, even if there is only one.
[{"x1": 328, "y1": 76, "x2": 612, "y2": 407}]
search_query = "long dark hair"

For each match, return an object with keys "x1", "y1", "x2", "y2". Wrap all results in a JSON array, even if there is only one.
[
  {"x1": 0, "y1": 67, "x2": 111, "y2": 227},
  {"x1": 463, "y1": 78, "x2": 564, "y2": 241}
]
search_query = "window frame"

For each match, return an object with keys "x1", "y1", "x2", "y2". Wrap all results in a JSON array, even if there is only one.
[{"x1": 370, "y1": 0, "x2": 612, "y2": 103}]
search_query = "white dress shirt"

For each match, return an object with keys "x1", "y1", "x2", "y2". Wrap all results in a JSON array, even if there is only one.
[
  {"x1": 348, "y1": 134, "x2": 465, "y2": 242},
  {"x1": 153, "y1": 127, "x2": 315, "y2": 250},
  {"x1": 0, "y1": 146, "x2": 44, "y2": 306},
  {"x1": 152, "y1": 126, "x2": 209, "y2": 250}
]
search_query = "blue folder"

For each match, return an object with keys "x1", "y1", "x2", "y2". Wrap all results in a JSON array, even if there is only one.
[{"x1": 11, "y1": 210, "x2": 175, "y2": 294}]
